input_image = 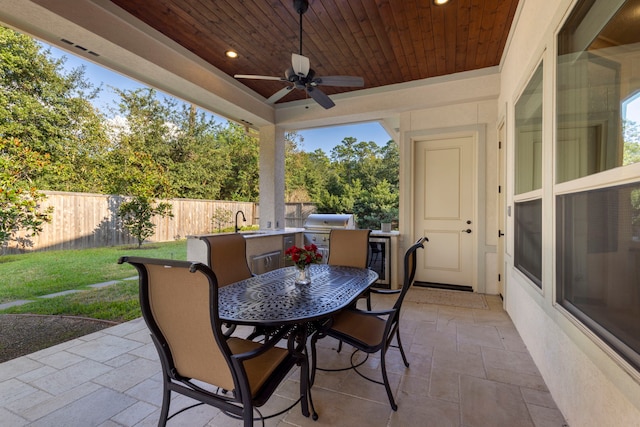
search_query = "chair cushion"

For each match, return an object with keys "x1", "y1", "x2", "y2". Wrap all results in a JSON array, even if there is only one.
[
  {"x1": 227, "y1": 338, "x2": 289, "y2": 397},
  {"x1": 329, "y1": 310, "x2": 387, "y2": 348},
  {"x1": 328, "y1": 229, "x2": 370, "y2": 268},
  {"x1": 203, "y1": 234, "x2": 253, "y2": 286}
]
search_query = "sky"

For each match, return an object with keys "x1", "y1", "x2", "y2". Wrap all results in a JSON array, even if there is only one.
[{"x1": 46, "y1": 44, "x2": 391, "y2": 154}]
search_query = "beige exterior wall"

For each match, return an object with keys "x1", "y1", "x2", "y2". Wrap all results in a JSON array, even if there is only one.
[
  {"x1": 397, "y1": 73, "x2": 500, "y2": 294},
  {"x1": 499, "y1": 0, "x2": 640, "y2": 425}
]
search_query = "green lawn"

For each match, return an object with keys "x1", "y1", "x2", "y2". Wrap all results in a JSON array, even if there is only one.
[{"x1": 0, "y1": 240, "x2": 187, "y2": 321}]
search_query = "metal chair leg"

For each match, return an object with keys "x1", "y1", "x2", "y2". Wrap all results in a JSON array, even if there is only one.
[{"x1": 380, "y1": 351, "x2": 398, "y2": 411}]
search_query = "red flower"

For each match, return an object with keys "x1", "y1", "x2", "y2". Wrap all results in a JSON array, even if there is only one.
[{"x1": 285, "y1": 244, "x2": 322, "y2": 269}]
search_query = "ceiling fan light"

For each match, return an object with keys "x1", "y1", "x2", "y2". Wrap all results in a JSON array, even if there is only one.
[
  {"x1": 434, "y1": 0, "x2": 450, "y2": 5},
  {"x1": 225, "y1": 50, "x2": 238, "y2": 58}
]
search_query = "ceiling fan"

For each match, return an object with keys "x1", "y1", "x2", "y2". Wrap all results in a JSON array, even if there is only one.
[{"x1": 234, "y1": 0, "x2": 364, "y2": 109}]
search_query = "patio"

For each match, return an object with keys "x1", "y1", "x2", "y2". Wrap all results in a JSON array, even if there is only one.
[{"x1": 0, "y1": 287, "x2": 566, "y2": 426}]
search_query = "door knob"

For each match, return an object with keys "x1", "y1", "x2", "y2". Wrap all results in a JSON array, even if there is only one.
[
  {"x1": 498, "y1": 230, "x2": 505, "y2": 237},
  {"x1": 461, "y1": 229, "x2": 472, "y2": 234}
]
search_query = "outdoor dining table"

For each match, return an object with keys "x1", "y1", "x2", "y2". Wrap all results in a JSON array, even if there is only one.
[{"x1": 217, "y1": 263, "x2": 379, "y2": 421}]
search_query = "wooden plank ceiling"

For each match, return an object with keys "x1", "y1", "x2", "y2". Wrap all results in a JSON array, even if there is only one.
[{"x1": 109, "y1": 0, "x2": 519, "y2": 104}]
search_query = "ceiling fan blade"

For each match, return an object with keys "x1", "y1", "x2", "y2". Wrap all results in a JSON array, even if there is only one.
[
  {"x1": 313, "y1": 75, "x2": 364, "y2": 87},
  {"x1": 234, "y1": 74, "x2": 285, "y2": 81},
  {"x1": 266, "y1": 86, "x2": 294, "y2": 104},
  {"x1": 306, "y1": 86, "x2": 335, "y2": 109},
  {"x1": 291, "y1": 53, "x2": 310, "y2": 77}
]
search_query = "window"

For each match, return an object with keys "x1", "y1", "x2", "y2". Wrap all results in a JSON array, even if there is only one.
[
  {"x1": 556, "y1": 0, "x2": 640, "y2": 370},
  {"x1": 514, "y1": 62, "x2": 543, "y2": 287},
  {"x1": 515, "y1": 63, "x2": 543, "y2": 194},
  {"x1": 557, "y1": 183, "x2": 640, "y2": 368},
  {"x1": 515, "y1": 199, "x2": 542, "y2": 286}
]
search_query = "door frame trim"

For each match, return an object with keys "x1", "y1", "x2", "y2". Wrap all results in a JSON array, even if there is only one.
[{"x1": 402, "y1": 124, "x2": 487, "y2": 293}]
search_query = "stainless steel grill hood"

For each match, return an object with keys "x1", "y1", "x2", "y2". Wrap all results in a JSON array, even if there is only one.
[{"x1": 303, "y1": 214, "x2": 355, "y2": 231}]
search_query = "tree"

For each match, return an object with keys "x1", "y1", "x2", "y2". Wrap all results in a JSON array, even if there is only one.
[
  {"x1": 118, "y1": 196, "x2": 173, "y2": 248},
  {"x1": 104, "y1": 89, "x2": 175, "y2": 246},
  {"x1": 167, "y1": 104, "x2": 227, "y2": 199},
  {"x1": 216, "y1": 122, "x2": 259, "y2": 201},
  {"x1": 0, "y1": 26, "x2": 109, "y2": 192},
  {"x1": 309, "y1": 137, "x2": 399, "y2": 227},
  {"x1": 211, "y1": 207, "x2": 232, "y2": 232},
  {"x1": 0, "y1": 138, "x2": 53, "y2": 252},
  {"x1": 623, "y1": 119, "x2": 640, "y2": 166}
]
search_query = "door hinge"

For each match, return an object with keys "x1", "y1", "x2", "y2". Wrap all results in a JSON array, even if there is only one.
[
  {"x1": 499, "y1": 140, "x2": 502, "y2": 149},
  {"x1": 498, "y1": 185, "x2": 501, "y2": 193},
  {"x1": 498, "y1": 274, "x2": 501, "y2": 282}
]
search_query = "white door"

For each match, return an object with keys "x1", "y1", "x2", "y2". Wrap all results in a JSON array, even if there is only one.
[{"x1": 414, "y1": 135, "x2": 475, "y2": 288}]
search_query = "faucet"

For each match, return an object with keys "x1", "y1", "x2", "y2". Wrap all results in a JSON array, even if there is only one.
[{"x1": 234, "y1": 210, "x2": 246, "y2": 233}]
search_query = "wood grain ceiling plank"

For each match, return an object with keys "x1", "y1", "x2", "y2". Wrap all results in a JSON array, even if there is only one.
[
  {"x1": 347, "y1": 0, "x2": 390, "y2": 86},
  {"x1": 390, "y1": 0, "x2": 422, "y2": 81},
  {"x1": 474, "y1": 0, "x2": 499, "y2": 70},
  {"x1": 414, "y1": 1, "x2": 438, "y2": 79},
  {"x1": 332, "y1": 0, "x2": 385, "y2": 86},
  {"x1": 429, "y1": 3, "x2": 448, "y2": 76},
  {"x1": 308, "y1": 0, "x2": 362, "y2": 74},
  {"x1": 443, "y1": 1, "x2": 459, "y2": 74},
  {"x1": 191, "y1": 1, "x2": 299, "y2": 99},
  {"x1": 403, "y1": 0, "x2": 430, "y2": 80},
  {"x1": 484, "y1": 0, "x2": 510, "y2": 65},
  {"x1": 194, "y1": 1, "x2": 287, "y2": 71},
  {"x1": 489, "y1": 0, "x2": 519, "y2": 65},
  {"x1": 376, "y1": 0, "x2": 417, "y2": 83},
  {"x1": 454, "y1": 0, "x2": 472, "y2": 73},
  {"x1": 107, "y1": 0, "x2": 519, "y2": 103},
  {"x1": 361, "y1": 0, "x2": 406, "y2": 84},
  {"x1": 303, "y1": 0, "x2": 368, "y2": 94},
  {"x1": 464, "y1": 0, "x2": 483, "y2": 70}
]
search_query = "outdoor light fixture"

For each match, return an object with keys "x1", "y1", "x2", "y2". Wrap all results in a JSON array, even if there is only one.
[{"x1": 225, "y1": 50, "x2": 238, "y2": 58}]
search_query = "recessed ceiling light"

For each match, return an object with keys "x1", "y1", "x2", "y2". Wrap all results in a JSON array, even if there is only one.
[
  {"x1": 225, "y1": 50, "x2": 238, "y2": 58},
  {"x1": 434, "y1": 0, "x2": 450, "y2": 5}
]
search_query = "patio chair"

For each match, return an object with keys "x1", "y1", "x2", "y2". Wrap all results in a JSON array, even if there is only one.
[
  {"x1": 199, "y1": 233, "x2": 253, "y2": 286},
  {"x1": 199, "y1": 234, "x2": 255, "y2": 337},
  {"x1": 311, "y1": 237, "x2": 427, "y2": 411},
  {"x1": 118, "y1": 256, "x2": 309, "y2": 427},
  {"x1": 327, "y1": 228, "x2": 372, "y2": 309}
]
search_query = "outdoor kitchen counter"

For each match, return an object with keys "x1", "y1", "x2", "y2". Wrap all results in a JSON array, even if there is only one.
[
  {"x1": 186, "y1": 229, "x2": 305, "y2": 271},
  {"x1": 370, "y1": 230, "x2": 400, "y2": 237},
  {"x1": 187, "y1": 228, "x2": 402, "y2": 288}
]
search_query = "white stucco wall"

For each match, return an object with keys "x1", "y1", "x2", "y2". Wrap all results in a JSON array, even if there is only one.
[{"x1": 499, "y1": 0, "x2": 640, "y2": 425}]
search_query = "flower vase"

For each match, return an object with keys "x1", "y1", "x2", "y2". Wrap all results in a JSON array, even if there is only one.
[{"x1": 295, "y1": 265, "x2": 311, "y2": 285}]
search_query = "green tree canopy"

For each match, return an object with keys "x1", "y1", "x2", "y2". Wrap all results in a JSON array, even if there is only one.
[
  {"x1": 0, "y1": 138, "x2": 53, "y2": 251},
  {"x1": 0, "y1": 26, "x2": 108, "y2": 192}
]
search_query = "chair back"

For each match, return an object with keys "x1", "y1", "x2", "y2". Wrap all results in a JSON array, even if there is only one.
[
  {"x1": 327, "y1": 229, "x2": 371, "y2": 268},
  {"x1": 394, "y1": 237, "x2": 427, "y2": 311},
  {"x1": 199, "y1": 234, "x2": 253, "y2": 286},
  {"x1": 121, "y1": 257, "x2": 236, "y2": 391}
]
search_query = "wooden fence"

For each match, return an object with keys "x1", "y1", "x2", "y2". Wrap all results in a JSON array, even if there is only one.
[{"x1": 6, "y1": 191, "x2": 316, "y2": 253}]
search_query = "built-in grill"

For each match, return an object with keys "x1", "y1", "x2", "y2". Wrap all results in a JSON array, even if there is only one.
[
  {"x1": 303, "y1": 214, "x2": 355, "y2": 262},
  {"x1": 304, "y1": 213, "x2": 390, "y2": 288}
]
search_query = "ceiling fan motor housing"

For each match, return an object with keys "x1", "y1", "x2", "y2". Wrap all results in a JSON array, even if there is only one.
[{"x1": 293, "y1": 0, "x2": 309, "y2": 15}]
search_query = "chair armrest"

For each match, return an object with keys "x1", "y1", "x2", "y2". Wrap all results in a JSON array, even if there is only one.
[
  {"x1": 231, "y1": 325, "x2": 292, "y2": 361},
  {"x1": 346, "y1": 307, "x2": 396, "y2": 317},
  {"x1": 369, "y1": 288, "x2": 400, "y2": 295}
]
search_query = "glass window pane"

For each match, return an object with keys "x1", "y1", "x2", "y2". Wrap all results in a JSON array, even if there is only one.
[
  {"x1": 557, "y1": 182, "x2": 640, "y2": 369},
  {"x1": 515, "y1": 199, "x2": 542, "y2": 287},
  {"x1": 556, "y1": 0, "x2": 640, "y2": 183},
  {"x1": 515, "y1": 63, "x2": 543, "y2": 194}
]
